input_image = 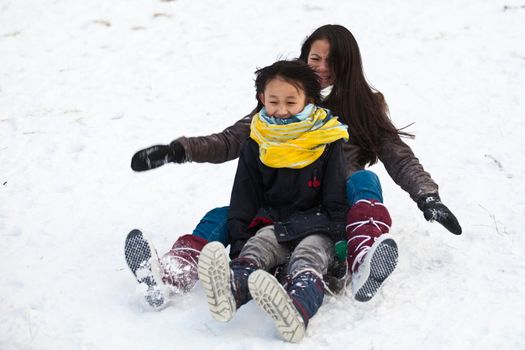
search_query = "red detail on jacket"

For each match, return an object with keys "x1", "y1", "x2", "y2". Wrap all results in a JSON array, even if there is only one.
[{"x1": 308, "y1": 176, "x2": 321, "y2": 188}]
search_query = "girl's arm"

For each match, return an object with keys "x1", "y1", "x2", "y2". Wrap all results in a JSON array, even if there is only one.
[
  {"x1": 227, "y1": 139, "x2": 264, "y2": 257},
  {"x1": 321, "y1": 140, "x2": 349, "y2": 241}
]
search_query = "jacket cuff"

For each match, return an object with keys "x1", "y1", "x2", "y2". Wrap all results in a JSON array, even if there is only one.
[
  {"x1": 330, "y1": 222, "x2": 347, "y2": 242},
  {"x1": 416, "y1": 193, "x2": 441, "y2": 211},
  {"x1": 173, "y1": 137, "x2": 191, "y2": 162}
]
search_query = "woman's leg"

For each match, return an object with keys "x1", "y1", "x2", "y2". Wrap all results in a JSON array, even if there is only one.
[
  {"x1": 125, "y1": 206, "x2": 231, "y2": 309},
  {"x1": 160, "y1": 206, "x2": 229, "y2": 292},
  {"x1": 346, "y1": 169, "x2": 383, "y2": 205},
  {"x1": 191, "y1": 206, "x2": 230, "y2": 245},
  {"x1": 345, "y1": 170, "x2": 398, "y2": 302}
]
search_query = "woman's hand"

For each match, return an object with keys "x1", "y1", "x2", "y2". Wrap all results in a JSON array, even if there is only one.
[
  {"x1": 131, "y1": 141, "x2": 186, "y2": 171},
  {"x1": 417, "y1": 194, "x2": 462, "y2": 235}
]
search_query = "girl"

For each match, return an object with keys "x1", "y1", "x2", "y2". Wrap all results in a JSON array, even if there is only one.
[
  {"x1": 197, "y1": 60, "x2": 348, "y2": 343},
  {"x1": 125, "y1": 24, "x2": 461, "y2": 308}
]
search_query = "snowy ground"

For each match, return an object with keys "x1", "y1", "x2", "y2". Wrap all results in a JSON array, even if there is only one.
[{"x1": 1, "y1": 0, "x2": 524, "y2": 349}]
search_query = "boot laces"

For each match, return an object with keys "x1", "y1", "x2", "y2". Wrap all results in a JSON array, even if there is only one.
[
  {"x1": 161, "y1": 247, "x2": 200, "y2": 271},
  {"x1": 345, "y1": 199, "x2": 391, "y2": 233},
  {"x1": 347, "y1": 235, "x2": 373, "y2": 272},
  {"x1": 160, "y1": 247, "x2": 201, "y2": 289},
  {"x1": 345, "y1": 203, "x2": 392, "y2": 273},
  {"x1": 286, "y1": 268, "x2": 342, "y2": 297},
  {"x1": 345, "y1": 217, "x2": 391, "y2": 233}
]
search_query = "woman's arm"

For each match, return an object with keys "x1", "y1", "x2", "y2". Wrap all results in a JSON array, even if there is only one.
[
  {"x1": 377, "y1": 134, "x2": 439, "y2": 202},
  {"x1": 130, "y1": 112, "x2": 255, "y2": 171},
  {"x1": 175, "y1": 112, "x2": 254, "y2": 163},
  {"x1": 378, "y1": 135, "x2": 462, "y2": 234}
]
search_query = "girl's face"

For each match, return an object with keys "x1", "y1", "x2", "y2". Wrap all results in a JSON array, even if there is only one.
[
  {"x1": 259, "y1": 78, "x2": 307, "y2": 119},
  {"x1": 307, "y1": 39, "x2": 334, "y2": 88}
]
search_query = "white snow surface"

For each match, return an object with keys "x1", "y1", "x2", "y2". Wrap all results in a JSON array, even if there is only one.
[{"x1": 1, "y1": 0, "x2": 524, "y2": 349}]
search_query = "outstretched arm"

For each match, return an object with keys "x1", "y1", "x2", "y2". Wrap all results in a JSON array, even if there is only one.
[
  {"x1": 378, "y1": 135, "x2": 461, "y2": 234},
  {"x1": 131, "y1": 113, "x2": 253, "y2": 171},
  {"x1": 417, "y1": 194, "x2": 462, "y2": 235},
  {"x1": 176, "y1": 113, "x2": 254, "y2": 163},
  {"x1": 378, "y1": 135, "x2": 438, "y2": 201},
  {"x1": 130, "y1": 112, "x2": 254, "y2": 172}
]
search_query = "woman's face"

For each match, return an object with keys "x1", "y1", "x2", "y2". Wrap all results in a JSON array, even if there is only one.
[
  {"x1": 259, "y1": 77, "x2": 307, "y2": 119},
  {"x1": 307, "y1": 39, "x2": 334, "y2": 88}
]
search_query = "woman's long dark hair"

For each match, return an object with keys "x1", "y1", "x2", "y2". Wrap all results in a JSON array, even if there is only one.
[
  {"x1": 299, "y1": 24, "x2": 413, "y2": 166},
  {"x1": 253, "y1": 60, "x2": 322, "y2": 112}
]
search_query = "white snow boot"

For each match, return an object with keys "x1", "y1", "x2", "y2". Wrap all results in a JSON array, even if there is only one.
[
  {"x1": 197, "y1": 242, "x2": 237, "y2": 322},
  {"x1": 248, "y1": 270, "x2": 308, "y2": 343},
  {"x1": 124, "y1": 229, "x2": 168, "y2": 309}
]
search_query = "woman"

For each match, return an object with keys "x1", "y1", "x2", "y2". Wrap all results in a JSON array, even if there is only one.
[{"x1": 125, "y1": 24, "x2": 461, "y2": 309}]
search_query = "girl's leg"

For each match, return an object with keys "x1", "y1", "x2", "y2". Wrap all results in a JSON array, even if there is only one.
[
  {"x1": 285, "y1": 234, "x2": 333, "y2": 324},
  {"x1": 248, "y1": 234, "x2": 333, "y2": 343},
  {"x1": 198, "y1": 225, "x2": 288, "y2": 322},
  {"x1": 238, "y1": 225, "x2": 289, "y2": 270},
  {"x1": 345, "y1": 170, "x2": 398, "y2": 302},
  {"x1": 287, "y1": 234, "x2": 334, "y2": 276}
]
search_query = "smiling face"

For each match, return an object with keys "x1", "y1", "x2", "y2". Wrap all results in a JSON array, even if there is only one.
[
  {"x1": 259, "y1": 77, "x2": 307, "y2": 119},
  {"x1": 307, "y1": 39, "x2": 334, "y2": 88}
]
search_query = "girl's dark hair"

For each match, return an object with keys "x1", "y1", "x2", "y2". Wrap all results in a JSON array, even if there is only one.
[
  {"x1": 254, "y1": 60, "x2": 322, "y2": 112},
  {"x1": 299, "y1": 24, "x2": 413, "y2": 166}
]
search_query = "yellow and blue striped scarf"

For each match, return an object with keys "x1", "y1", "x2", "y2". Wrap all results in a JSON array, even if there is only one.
[{"x1": 250, "y1": 105, "x2": 349, "y2": 169}]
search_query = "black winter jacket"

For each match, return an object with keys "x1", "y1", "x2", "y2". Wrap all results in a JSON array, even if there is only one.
[{"x1": 228, "y1": 138, "x2": 348, "y2": 257}]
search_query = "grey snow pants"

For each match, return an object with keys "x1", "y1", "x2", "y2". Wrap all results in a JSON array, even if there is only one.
[{"x1": 239, "y1": 225, "x2": 334, "y2": 277}]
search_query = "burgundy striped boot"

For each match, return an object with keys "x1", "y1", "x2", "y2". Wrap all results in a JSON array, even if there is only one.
[
  {"x1": 346, "y1": 199, "x2": 398, "y2": 302},
  {"x1": 160, "y1": 234, "x2": 208, "y2": 294}
]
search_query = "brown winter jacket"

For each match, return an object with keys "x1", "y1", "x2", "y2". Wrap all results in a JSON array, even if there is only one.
[{"x1": 175, "y1": 112, "x2": 439, "y2": 203}]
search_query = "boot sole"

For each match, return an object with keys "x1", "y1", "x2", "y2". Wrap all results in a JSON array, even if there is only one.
[
  {"x1": 124, "y1": 229, "x2": 167, "y2": 308},
  {"x1": 197, "y1": 242, "x2": 236, "y2": 322},
  {"x1": 353, "y1": 235, "x2": 398, "y2": 302},
  {"x1": 248, "y1": 270, "x2": 306, "y2": 343}
]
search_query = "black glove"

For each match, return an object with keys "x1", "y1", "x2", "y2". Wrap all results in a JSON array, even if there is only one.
[
  {"x1": 417, "y1": 194, "x2": 462, "y2": 235},
  {"x1": 131, "y1": 141, "x2": 186, "y2": 171}
]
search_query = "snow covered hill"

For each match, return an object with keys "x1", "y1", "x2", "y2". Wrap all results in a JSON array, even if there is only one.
[{"x1": 1, "y1": 0, "x2": 524, "y2": 349}]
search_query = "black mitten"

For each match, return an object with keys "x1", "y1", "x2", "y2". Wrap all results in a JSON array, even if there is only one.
[
  {"x1": 168, "y1": 141, "x2": 186, "y2": 163},
  {"x1": 131, "y1": 141, "x2": 186, "y2": 171},
  {"x1": 417, "y1": 194, "x2": 462, "y2": 235}
]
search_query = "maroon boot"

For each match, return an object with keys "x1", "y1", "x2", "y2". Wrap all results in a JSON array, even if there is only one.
[
  {"x1": 346, "y1": 199, "x2": 398, "y2": 302},
  {"x1": 160, "y1": 234, "x2": 208, "y2": 294}
]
